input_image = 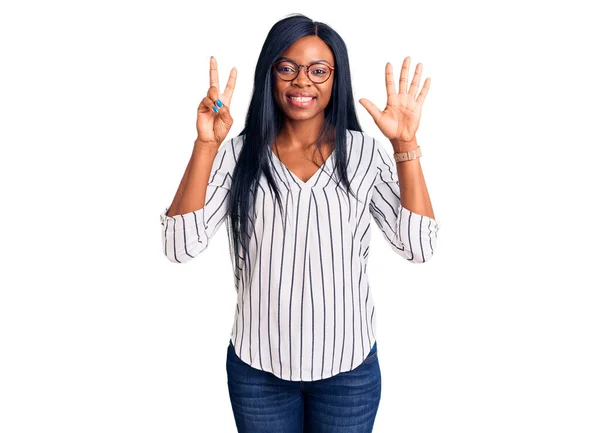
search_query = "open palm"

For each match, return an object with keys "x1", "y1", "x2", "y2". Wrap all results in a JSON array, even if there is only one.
[{"x1": 359, "y1": 56, "x2": 430, "y2": 143}]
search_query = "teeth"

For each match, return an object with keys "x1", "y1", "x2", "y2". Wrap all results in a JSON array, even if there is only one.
[{"x1": 289, "y1": 96, "x2": 314, "y2": 102}]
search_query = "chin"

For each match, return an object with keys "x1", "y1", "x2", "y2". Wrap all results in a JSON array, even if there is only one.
[{"x1": 286, "y1": 112, "x2": 320, "y2": 121}]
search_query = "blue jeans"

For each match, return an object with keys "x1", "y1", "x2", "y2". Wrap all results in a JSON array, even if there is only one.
[{"x1": 226, "y1": 339, "x2": 381, "y2": 432}]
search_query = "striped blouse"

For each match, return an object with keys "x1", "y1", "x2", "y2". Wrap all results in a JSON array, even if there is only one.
[{"x1": 160, "y1": 129, "x2": 440, "y2": 382}]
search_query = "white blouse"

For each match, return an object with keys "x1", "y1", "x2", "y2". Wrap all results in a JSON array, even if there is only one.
[{"x1": 160, "y1": 129, "x2": 440, "y2": 382}]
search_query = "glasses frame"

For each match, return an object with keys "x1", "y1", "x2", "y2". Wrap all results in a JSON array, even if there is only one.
[{"x1": 272, "y1": 57, "x2": 335, "y2": 84}]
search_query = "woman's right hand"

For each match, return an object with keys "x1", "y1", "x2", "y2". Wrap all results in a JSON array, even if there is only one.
[{"x1": 196, "y1": 56, "x2": 237, "y2": 149}]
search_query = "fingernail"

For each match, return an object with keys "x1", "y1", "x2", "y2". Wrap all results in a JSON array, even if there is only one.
[
  {"x1": 213, "y1": 106, "x2": 219, "y2": 113},
  {"x1": 216, "y1": 99, "x2": 222, "y2": 107}
]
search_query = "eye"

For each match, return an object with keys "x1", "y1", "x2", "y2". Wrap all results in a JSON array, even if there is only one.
[
  {"x1": 275, "y1": 62, "x2": 296, "y2": 74},
  {"x1": 309, "y1": 64, "x2": 330, "y2": 75}
]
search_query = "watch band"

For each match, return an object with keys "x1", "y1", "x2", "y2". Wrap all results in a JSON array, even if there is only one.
[{"x1": 393, "y1": 146, "x2": 422, "y2": 162}]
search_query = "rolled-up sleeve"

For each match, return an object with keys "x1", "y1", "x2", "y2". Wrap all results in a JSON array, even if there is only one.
[
  {"x1": 368, "y1": 139, "x2": 440, "y2": 263},
  {"x1": 160, "y1": 136, "x2": 241, "y2": 263}
]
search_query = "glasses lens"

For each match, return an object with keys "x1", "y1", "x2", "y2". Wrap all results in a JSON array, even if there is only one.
[
  {"x1": 275, "y1": 61, "x2": 298, "y2": 80},
  {"x1": 307, "y1": 63, "x2": 332, "y2": 83}
]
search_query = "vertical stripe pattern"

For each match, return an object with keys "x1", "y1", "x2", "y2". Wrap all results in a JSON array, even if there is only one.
[{"x1": 160, "y1": 129, "x2": 440, "y2": 381}]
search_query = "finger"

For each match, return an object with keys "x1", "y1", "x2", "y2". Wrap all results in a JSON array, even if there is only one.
[
  {"x1": 209, "y1": 56, "x2": 220, "y2": 93},
  {"x1": 385, "y1": 63, "x2": 396, "y2": 98},
  {"x1": 416, "y1": 77, "x2": 431, "y2": 104},
  {"x1": 399, "y1": 56, "x2": 410, "y2": 93},
  {"x1": 359, "y1": 98, "x2": 383, "y2": 123},
  {"x1": 222, "y1": 67, "x2": 237, "y2": 105},
  {"x1": 200, "y1": 95, "x2": 217, "y2": 114},
  {"x1": 207, "y1": 85, "x2": 220, "y2": 106},
  {"x1": 408, "y1": 63, "x2": 422, "y2": 97}
]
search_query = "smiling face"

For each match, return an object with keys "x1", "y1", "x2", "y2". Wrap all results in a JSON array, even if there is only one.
[{"x1": 272, "y1": 35, "x2": 335, "y2": 121}]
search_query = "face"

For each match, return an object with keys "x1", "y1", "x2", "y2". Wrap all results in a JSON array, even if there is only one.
[{"x1": 272, "y1": 35, "x2": 335, "y2": 120}]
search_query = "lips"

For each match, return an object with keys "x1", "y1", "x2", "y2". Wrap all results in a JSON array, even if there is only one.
[
  {"x1": 286, "y1": 91, "x2": 316, "y2": 99},
  {"x1": 286, "y1": 95, "x2": 317, "y2": 104},
  {"x1": 286, "y1": 93, "x2": 317, "y2": 108}
]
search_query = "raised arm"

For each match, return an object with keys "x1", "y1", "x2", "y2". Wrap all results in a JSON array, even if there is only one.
[
  {"x1": 360, "y1": 56, "x2": 440, "y2": 263},
  {"x1": 160, "y1": 55, "x2": 238, "y2": 263}
]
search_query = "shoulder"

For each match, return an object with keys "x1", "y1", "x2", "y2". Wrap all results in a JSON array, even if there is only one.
[
  {"x1": 216, "y1": 133, "x2": 244, "y2": 162},
  {"x1": 346, "y1": 128, "x2": 367, "y2": 143},
  {"x1": 224, "y1": 133, "x2": 245, "y2": 152},
  {"x1": 346, "y1": 129, "x2": 381, "y2": 149},
  {"x1": 345, "y1": 129, "x2": 388, "y2": 164}
]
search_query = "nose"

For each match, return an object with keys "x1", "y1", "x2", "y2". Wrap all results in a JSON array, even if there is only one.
[{"x1": 292, "y1": 66, "x2": 312, "y2": 85}]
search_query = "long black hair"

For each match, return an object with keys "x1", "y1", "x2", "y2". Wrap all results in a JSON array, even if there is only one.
[{"x1": 227, "y1": 13, "x2": 364, "y2": 277}]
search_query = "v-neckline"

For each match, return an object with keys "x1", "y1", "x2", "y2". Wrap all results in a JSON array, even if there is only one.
[{"x1": 270, "y1": 145, "x2": 335, "y2": 188}]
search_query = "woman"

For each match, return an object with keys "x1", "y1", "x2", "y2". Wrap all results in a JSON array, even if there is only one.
[{"x1": 160, "y1": 13, "x2": 439, "y2": 433}]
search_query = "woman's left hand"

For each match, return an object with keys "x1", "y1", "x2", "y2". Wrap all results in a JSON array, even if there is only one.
[{"x1": 359, "y1": 56, "x2": 430, "y2": 145}]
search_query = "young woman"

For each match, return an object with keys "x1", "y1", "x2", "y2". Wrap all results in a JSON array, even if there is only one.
[{"x1": 160, "y1": 13, "x2": 439, "y2": 433}]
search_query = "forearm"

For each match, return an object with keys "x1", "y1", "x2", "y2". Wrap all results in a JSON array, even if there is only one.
[
  {"x1": 390, "y1": 136, "x2": 436, "y2": 220},
  {"x1": 166, "y1": 141, "x2": 219, "y2": 217}
]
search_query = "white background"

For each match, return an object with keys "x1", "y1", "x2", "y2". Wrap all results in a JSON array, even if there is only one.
[{"x1": 1, "y1": 0, "x2": 599, "y2": 432}]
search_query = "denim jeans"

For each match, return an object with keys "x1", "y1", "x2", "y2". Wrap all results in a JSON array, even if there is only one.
[{"x1": 226, "y1": 339, "x2": 381, "y2": 432}]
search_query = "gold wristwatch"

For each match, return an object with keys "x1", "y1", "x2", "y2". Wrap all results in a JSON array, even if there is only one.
[{"x1": 393, "y1": 146, "x2": 422, "y2": 162}]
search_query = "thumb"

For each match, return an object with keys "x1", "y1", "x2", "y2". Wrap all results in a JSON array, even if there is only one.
[{"x1": 359, "y1": 98, "x2": 382, "y2": 123}]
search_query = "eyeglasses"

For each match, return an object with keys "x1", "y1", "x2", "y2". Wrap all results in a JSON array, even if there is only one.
[{"x1": 273, "y1": 58, "x2": 335, "y2": 84}]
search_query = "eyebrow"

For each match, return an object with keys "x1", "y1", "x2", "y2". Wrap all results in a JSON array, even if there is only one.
[{"x1": 277, "y1": 56, "x2": 334, "y2": 66}]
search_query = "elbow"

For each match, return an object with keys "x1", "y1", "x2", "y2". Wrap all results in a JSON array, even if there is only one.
[
  {"x1": 391, "y1": 238, "x2": 437, "y2": 264},
  {"x1": 162, "y1": 237, "x2": 208, "y2": 263},
  {"x1": 163, "y1": 245, "x2": 204, "y2": 263},
  {"x1": 160, "y1": 208, "x2": 211, "y2": 263},
  {"x1": 407, "y1": 248, "x2": 436, "y2": 264},
  {"x1": 394, "y1": 209, "x2": 440, "y2": 264},
  {"x1": 395, "y1": 226, "x2": 439, "y2": 264},
  {"x1": 161, "y1": 224, "x2": 209, "y2": 264}
]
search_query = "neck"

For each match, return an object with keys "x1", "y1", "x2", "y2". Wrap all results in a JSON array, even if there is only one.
[{"x1": 277, "y1": 115, "x2": 327, "y2": 150}]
